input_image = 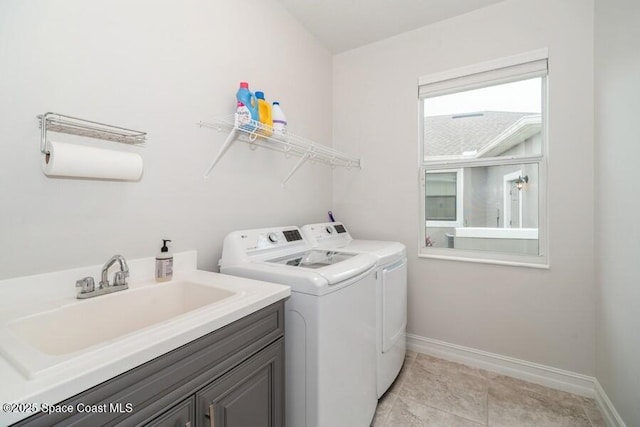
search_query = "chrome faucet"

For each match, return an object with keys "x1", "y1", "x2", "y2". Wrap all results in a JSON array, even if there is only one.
[
  {"x1": 76, "y1": 254, "x2": 130, "y2": 299},
  {"x1": 100, "y1": 254, "x2": 129, "y2": 288}
]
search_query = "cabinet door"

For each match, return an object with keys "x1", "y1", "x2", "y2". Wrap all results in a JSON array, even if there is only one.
[
  {"x1": 143, "y1": 397, "x2": 194, "y2": 427},
  {"x1": 197, "y1": 339, "x2": 283, "y2": 427}
]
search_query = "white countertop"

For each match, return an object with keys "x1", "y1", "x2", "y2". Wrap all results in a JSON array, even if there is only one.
[{"x1": 0, "y1": 251, "x2": 290, "y2": 425}]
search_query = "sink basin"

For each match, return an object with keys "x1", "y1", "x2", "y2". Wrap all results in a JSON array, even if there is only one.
[{"x1": 8, "y1": 281, "x2": 236, "y2": 356}]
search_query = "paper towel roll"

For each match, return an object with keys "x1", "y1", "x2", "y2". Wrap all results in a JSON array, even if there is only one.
[{"x1": 42, "y1": 141, "x2": 143, "y2": 181}]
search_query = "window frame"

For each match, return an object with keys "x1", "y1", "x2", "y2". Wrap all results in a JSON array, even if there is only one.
[
  {"x1": 425, "y1": 168, "x2": 464, "y2": 228},
  {"x1": 418, "y1": 49, "x2": 549, "y2": 268}
]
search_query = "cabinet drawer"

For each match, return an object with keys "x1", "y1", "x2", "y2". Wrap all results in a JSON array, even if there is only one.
[{"x1": 13, "y1": 302, "x2": 284, "y2": 427}]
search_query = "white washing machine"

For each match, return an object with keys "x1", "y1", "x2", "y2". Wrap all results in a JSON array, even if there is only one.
[
  {"x1": 219, "y1": 226, "x2": 378, "y2": 427},
  {"x1": 301, "y1": 221, "x2": 407, "y2": 398}
]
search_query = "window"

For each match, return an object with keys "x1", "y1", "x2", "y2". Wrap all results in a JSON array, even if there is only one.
[
  {"x1": 425, "y1": 169, "x2": 463, "y2": 227},
  {"x1": 419, "y1": 50, "x2": 548, "y2": 267}
]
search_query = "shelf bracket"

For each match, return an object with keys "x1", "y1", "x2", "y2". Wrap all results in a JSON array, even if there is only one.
[
  {"x1": 203, "y1": 128, "x2": 238, "y2": 178},
  {"x1": 281, "y1": 151, "x2": 312, "y2": 186}
]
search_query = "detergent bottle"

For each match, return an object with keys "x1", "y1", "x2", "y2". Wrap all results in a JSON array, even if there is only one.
[
  {"x1": 255, "y1": 91, "x2": 273, "y2": 137},
  {"x1": 271, "y1": 101, "x2": 288, "y2": 140},
  {"x1": 235, "y1": 82, "x2": 259, "y2": 131},
  {"x1": 235, "y1": 101, "x2": 252, "y2": 129}
]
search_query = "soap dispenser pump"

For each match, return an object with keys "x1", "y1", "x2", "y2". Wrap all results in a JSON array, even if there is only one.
[{"x1": 155, "y1": 239, "x2": 173, "y2": 282}]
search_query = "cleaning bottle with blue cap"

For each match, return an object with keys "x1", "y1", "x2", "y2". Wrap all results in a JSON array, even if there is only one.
[{"x1": 255, "y1": 91, "x2": 273, "y2": 136}]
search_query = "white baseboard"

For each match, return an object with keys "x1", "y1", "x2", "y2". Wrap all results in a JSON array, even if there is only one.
[
  {"x1": 407, "y1": 334, "x2": 626, "y2": 427},
  {"x1": 594, "y1": 379, "x2": 627, "y2": 427}
]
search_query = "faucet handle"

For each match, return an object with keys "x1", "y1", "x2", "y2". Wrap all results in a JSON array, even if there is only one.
[
  {"x1": 76, "y1": 277, "x2": 95, "y2": 293},
  {"x1": 113, "y1": 270, "x2": 129, "y2": 287}
]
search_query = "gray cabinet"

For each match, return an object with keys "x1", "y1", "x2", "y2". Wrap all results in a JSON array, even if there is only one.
[
  {"x1": 198, "y1": 339, "x2": 283, "y2": 427},
  {"x1": 144, "y1": 397, "x2": 194, "y2": 427},
  {"x1": 13, "y1": 301, "x2": 284, "y2": 427}
]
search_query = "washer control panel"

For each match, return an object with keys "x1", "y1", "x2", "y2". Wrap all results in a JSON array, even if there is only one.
[
  {"x1": 300, "y1": 222, "x2": 352, "y2": 246},
  {"x1": 333, "y1": 224, "x2": 347, "y2": 234},
  {"x1": 282, "y1": 229, "x2": 303, "y2": 242},
  {"x1": 233, "y1": 227, "x2": 306, "y2": 252},
  {"x1": 255, "y1": 229, "x2": 302, "y2": 249}
]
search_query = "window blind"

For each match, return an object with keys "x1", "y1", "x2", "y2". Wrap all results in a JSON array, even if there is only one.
[{"x1": 418, "y1": 49, "x2": 548, "y2": 98}]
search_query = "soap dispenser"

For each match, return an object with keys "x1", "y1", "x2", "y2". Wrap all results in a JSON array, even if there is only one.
[{"x1": 155, "y1": 239, "x2": 173, "y2": 282}]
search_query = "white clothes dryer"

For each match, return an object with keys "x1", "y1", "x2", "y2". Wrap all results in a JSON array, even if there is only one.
[
  {"x1": 301, "y1": 222, "x2": 407, "y2": 398},
  {"x1": 219, "y1": 226, "x2": 378, "y2": 427}
]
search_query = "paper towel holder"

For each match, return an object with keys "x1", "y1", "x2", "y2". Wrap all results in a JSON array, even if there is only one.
[{"x1": 38, "y1": 112, "x2": 147, "y2": 154}]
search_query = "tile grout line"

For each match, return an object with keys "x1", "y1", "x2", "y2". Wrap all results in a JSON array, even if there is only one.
[
  {"x1": 400, "y1": 354, "x2": 491, "y2": 427},
  {"x1": 398, "y1": 393, "x2": 487, "y2": 426},
  {"x1": 389, "y1": 351, "x2": 604, "y2": 427},
  {"x1": 406, "y1": 353, "x2": 492, "y2": 426},
  {"x1": 384, "y1": 356, "x2": 412, "y2": 425},
  {"x1": 376, "y1": 354, "x2": 412, "y2": 427},
  {"x1": 379, "y1": 393, "x2": 397, "y2": 427},
  {"x1": 486, "y1": 379, "x2": 490, "y2": 426},
  {"x1": 581, "y1": 400, "x2": 597, "y2": 427}
]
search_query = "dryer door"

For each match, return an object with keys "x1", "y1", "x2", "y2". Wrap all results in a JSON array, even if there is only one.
[{"x1": 382, "y1": 258, "x2": 407, "y2": 352}]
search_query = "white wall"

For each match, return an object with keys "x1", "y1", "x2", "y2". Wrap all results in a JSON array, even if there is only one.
[
  {"x1": 333, "y1": 0, "x2": 596, "y2": 375},
  {"x1": 0, "y1": 0, "x2": 333, "y2": 279},
  {"x1": 594, "y1": 0, "x2": 640, "y2": 424}
]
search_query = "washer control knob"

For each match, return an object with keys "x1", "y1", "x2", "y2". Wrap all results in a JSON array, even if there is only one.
[
  {"x1": 267, "y1": 232, "x2": 279, "y2": 243},
  {"x1": 325, "y1": 226, "x2": 334, "y2": 234}
]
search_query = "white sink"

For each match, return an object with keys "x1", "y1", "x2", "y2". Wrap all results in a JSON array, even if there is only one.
[
  {"x1": 0, "y1": 274, "x2": 265, "y2": 379},
  {"x1": 8, "y1": 281, "x2": 236, "y2": 356},
  {"x1": 0, "y1": 251, "x2": 290, "y2": 427}
]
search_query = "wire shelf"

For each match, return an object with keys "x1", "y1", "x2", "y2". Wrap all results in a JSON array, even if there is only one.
[
  {"x1": 38, "y1": 112, "x2": 146, "y2": 153},
  {"x1": 198, "y1": 114, "x2": 361, "y2": 184}
]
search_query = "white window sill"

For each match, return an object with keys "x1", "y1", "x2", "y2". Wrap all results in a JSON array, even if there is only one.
[{"x1": 418, "y1": 248, "x2": 549, "y2": 269}]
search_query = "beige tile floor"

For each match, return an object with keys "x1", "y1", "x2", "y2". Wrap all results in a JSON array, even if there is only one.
[{"x1": 372, "y1": 352, "x2": 607, "y2": 427}]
